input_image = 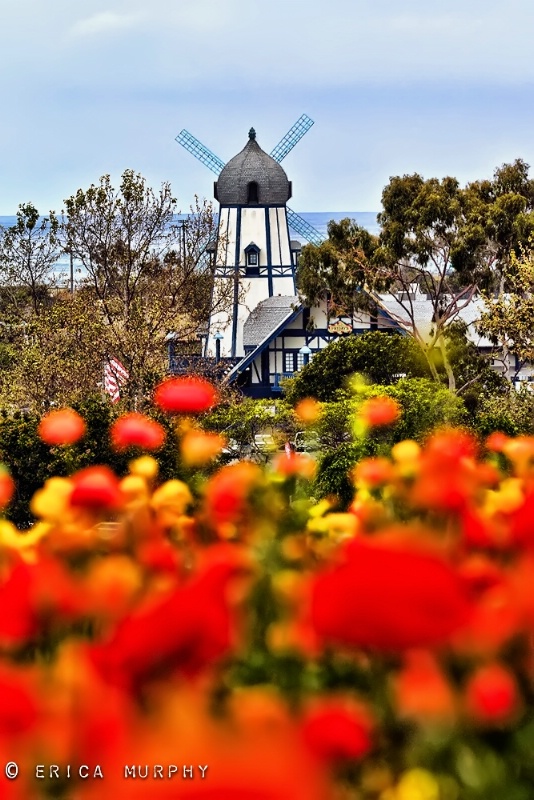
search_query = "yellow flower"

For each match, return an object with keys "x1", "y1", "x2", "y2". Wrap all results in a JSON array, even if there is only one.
[
  {"x1": 129, "y1": 455, "x2": 159, "y2": 481},
  {"x1": 151, "y1": 479, "x2": 193, "y2": 527},
  {"x1": 120, "y1": 474, "x2": 150, "y2": 509},
  {"x1": 485, "y1": 477, "x2": 524, "y2": 515},
  {"x1": 396, "y1": 769, "x2": 440, "y2": 800},
  {"x1": 30, "y1": 477, "x2": 74, "y2": 522}
]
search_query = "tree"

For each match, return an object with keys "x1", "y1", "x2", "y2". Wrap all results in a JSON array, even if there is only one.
[
  {"x1": 0, "y1": 290, "x2": 108, "y2": 412},
  {"x1": 63, "y1": 171, "x2": 231, "y2": 407},
  {"x1": 283, "y1": 331, "x2": 430, "y2": 403},
  {"x1": 297, "y1": 218, "x2": 380, "y2": 317},
  {"x1": 297, "y1": 162, "x2": 534, "y2": 392},
  {"x1": 477, "y1": 243, "x2": 534, "y2": 372},
  {"x1": 0, "y1": 202, "x2": 60, "y2": 315}
]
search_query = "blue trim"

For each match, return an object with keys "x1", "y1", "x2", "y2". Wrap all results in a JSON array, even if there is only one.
[
  {"x1": 265, "y1": 208, "x2": 273, "y2": 297},
  {"x1": 283, "y1": 209, "x2": 297, "y2": 293},
  {"x1": 275, "y1": 208, "x2": 283, "y2": 266},
  {"x1": 218, "y1": 203, "x2": 287, "y2": 210},
  {"x1": 231, "y1": 207, "x2": 241, "y2": 358},
  {"x1": 227, "y1": 304, "x2": 303, "y2": 381}
]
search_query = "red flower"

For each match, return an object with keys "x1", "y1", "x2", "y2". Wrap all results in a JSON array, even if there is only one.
[
  {"x1": 301, "y1": 698, "x2": 374, "y2": 762},
  {"x1": 0, "y1": 465, "x2": 15, "y2": 509},
  {"x1": 38, "y1": 408, "x2": 86, "y2": 446},
  {"x1": 154, "y1": 377, "x2": 218, "y2": 415},
  {"x1": 110, "y1": 413, "x2": 165, "y2": 451},
  {"x1": 311, "y1": 536, "x2": 471, "y2": 651},
  {"x1": 0, "y1": 554, "x2": 82, "y2": 646},
  {"x1": 0, "y1": 664, "x2": 38, "y2": 736},
  {"x1": 464, "y1": 663, "x2": 521, "y2": 725},
  {"x1": 204, "y1": 462, "x2": 262, "y2": 533},
  {"x1": 485, "y1": 431, "x2": 509, "y2": 452},
  {"x1": 359, "y1": 396, "x2": 400, "y2": 427},
  {"x1": 70, "y1": 466, "x2": 123, "y2": 510},
  {"x1": 90, "y1": 555, "x2": 249, "y2": 689}
]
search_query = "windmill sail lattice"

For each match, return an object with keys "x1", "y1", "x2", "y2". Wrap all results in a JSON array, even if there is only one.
[
  {"x1": 269, "y1": 114, "x2": 314, "y2": 163},
  {"x1": 175, "y1": 117, "x2": 324, "y2": 245},
  {"x1": 175, "y1": 130, "x2": 225, "y2": 176},
  {"x1": 286, "y1": 207, "x2": 324, "y2": 247}
]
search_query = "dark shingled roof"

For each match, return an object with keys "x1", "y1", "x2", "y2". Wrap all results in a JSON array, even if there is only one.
[
  {"x1": 216, "y1": 134, "x2": 291, "y2": 206},
  {"x1": 243, "y1": 295, "x2": 300, "y2": 348}
]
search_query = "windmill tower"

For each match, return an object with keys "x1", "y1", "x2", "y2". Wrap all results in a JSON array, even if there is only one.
[{"x1": 176, "y1": 115, "x2": 324, "y2": 361}]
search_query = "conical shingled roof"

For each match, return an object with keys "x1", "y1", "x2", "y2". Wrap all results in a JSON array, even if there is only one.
[{"x1": 216, "y1": 129, "x2": 291, "y2": 206}]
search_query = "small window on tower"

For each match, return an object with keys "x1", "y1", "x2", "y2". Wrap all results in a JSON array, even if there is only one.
[
  {"x1": 247, "y1": 250, "x2": 258, "y2": 266},
  {"x1": 247, "y1": 181, "x2": 259, "y2": 203}
]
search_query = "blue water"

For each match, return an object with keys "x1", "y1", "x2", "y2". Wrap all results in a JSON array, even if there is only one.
[{"x1": 0, "y1": 211, "x2": 380, "y2": 278}]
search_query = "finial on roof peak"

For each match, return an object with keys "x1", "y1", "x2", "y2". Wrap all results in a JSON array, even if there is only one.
[{"x1": 248, "y1": 127, "x2": 256, "y2": 141}]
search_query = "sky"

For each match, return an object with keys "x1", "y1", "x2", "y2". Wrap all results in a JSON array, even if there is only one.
[{"x1": 1, "y1": 0, "x2": 534, "y2": 215}]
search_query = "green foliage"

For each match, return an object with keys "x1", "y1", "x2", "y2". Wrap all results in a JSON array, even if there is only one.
[
  {"x1": 297, "y1": 218, "x2": 382, "y2": 314},
  {"x1": 477, "y1": 243, "x2": 534, "y2": 366},
  {"x1": 283, "y1": 332, "x2": 430, "y2": 403},
  {"x1": 312, "y1": 379, "x2": 467, "y2": 506},
  {"x1": 201, "y1": 395, "x2": 298, "y2": 460},
  {"x1": 0, "y1": 395, "x2": 180, "y2": 528},
  {"x1": 472, "y1": 385, "x2": 534, "y2": 437},
  {"x1": 313, "y1": 441, "x2": 376, "y2": 507},
  {"x1": 387, "y1": 378, "x2": 468, "y2": 441}
]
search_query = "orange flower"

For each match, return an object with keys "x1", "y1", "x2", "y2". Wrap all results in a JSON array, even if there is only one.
[
  {"x1": 311, "y1": 536, "x2": 471, "y2": 651},
  {"x1": 485, "y1": 431, "x2": 510, "y2": 452},
  {"x1": 154, "y1": 376, "x2": 218, "y2": 415},
  {"x1": 70, "y1": 466, "x2": 123, "y2": 511},
  {"x1": 394, "y1": 650, "x2": 456, "y2": 724},
  {"x1": 358, "y1": 396, "x2": 400, "y2": 427},
  {"x1": 38, "y1": 408, "x2": 86, "y2": 445},
  {"x1": 110, "y1": 413, "x2": 165, "y2": 451},
  {"x1": 295, "y1": 397, "x2": 321, "y2": 424},
  {"x1": 180, "y1": 429, "x2": 226, "y2": 466},
  {"x1": 464, "y1": 663, "x2": 521, "y2": 725},
  {"x1": 273, "y1": 452, "x2": 316, "y2": 479}
]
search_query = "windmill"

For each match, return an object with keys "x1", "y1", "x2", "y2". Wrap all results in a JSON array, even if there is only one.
[{"x1": 176, "y1": 114, "x2": 324, "y2": 246}]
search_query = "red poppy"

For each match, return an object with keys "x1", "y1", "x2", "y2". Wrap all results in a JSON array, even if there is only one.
[
  {"x1": 464, "y1": 663, "x2": 521, "y2": 725},
  {"x1": 0, "y1": 465, "x2": 15, "y2": 509},
  {"x1": 90, "y1": 555, "x2": 249, "y2": 689},
  {"x1": 0, "y1": 663, "x2": 38, "y2": 736},
  {"x1": 359, "y1": 396, "x2": 400, "y2": 427},
  {"x1": 204, "y1": 462, "x2": 262, "y2": 533},
  {"x1": 311, "y1": 536, "x2": 471, "y2": 651},
  {"x1": 110, "y1": 413, "x2": 165, "y2": 451},
  {"x1": 485, "y1": 431, "x2": 509, "y2": 453},
  {"x1": 301, "y1": 698, "x2": 374, "y2": 762},
  {"x1": 153, "y1": 376, "x2": 218, "y2": 415},
  {"x1": 38, "y1": 408, "x2": 86, "y2": 446},
  {"x1": 70, "y1": 466, "x2": 123, "y2": 510},
  {"x1": 0, "y1": 554, "x2": 82, "y2": 647}
]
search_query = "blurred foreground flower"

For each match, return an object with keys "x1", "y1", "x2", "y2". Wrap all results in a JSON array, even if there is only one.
[{"x1": 154, "y1": 376, "x2": 218, "y2": 415}]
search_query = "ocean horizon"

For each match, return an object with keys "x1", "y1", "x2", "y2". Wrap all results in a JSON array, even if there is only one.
[
  {"x1": 0, "y1": 211, "x2": 380, "y2": 280},
  {"x1": 0, "y1": 211, "x2": 379, "y2": 236}
]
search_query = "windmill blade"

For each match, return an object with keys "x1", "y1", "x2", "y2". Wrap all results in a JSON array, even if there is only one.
[
  {"x1": 286, "y1": 208, "x2": 324, "y2": 246},
  {"x1": 175, "y1": 130, "x2": 226, "y2": 175},
  {"x1": 270, "y1": 114, "x2": 314, "y2": 163}
]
